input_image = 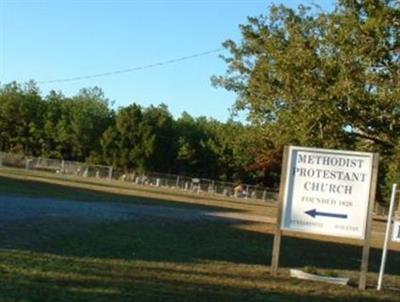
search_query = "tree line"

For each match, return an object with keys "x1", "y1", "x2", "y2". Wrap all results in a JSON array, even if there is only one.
[{"x1": 0, "y1": 81, "x2": 272, "y2": 185}]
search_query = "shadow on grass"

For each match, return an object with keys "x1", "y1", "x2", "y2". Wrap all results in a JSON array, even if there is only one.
[
  {"x1": 1, "y1": 218, "x2": 400, "y2": 301},
  {"x1": 1, "y1": 217, "x2": 399, "y2": 275},
  {"x1": 0, "y1": 274, "x2": 382, "y2": 302},
  {"x1": 0, "y1": 248, "x2": 396, "y2": 302}
]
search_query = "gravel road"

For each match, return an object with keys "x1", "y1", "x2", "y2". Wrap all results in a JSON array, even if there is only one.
[{"x1": 0, "y1": 195, "x2": 236, "y2": 225}]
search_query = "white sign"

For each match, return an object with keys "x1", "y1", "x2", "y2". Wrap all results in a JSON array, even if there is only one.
[
  {"x1": 392, "y1": 220, "x2": 400, "y2": 242},
  {"x1": 281, "y1": 146, "x2": 374, "y2": 239}
]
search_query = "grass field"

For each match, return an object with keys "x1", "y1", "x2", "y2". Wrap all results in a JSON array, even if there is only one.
[{"x1": 0, "y1": 169, "x2": 399, "y2": 301}]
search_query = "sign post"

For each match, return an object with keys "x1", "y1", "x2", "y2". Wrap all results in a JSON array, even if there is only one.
[
  {"x1": 271, "y1": 146, "x2": 289, "y2": 276},
  {"x1": 377, "y1": 184, "x2": 398, "y2": 290},
  {"x1": 359, "y1": 153, "x2": 379, "y2": 290},
  {"x1": 271, "y1": 146, "x2": 378, "y2": 290}
]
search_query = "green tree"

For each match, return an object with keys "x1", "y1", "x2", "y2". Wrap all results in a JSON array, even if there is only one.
[
  {"x1": 100, "y1": 103, "x2": 177, "y2": 171},
  {"x1": 175, "y1": 113, "x2": 220, "y2": 178},
  {"x1": 45, "y1": 87, "x2": 113, "y2": 161},
  {"x1": 41, "y1": 90, "x2": 65, "y2": 158},
  {"x1": 141, "y1": 104, "x2": 177, "y2": 172},
  {"x1": 70, "y1": 87, "x2": 113, "y2": 161},
  {"x1": 0, "y1": 81, "x2": 45, "y2": 155},
  {"x1": 102, "y1": 104, "x2": 144, "y2": 169},
  {"x1": 213, "y1": 0, "x2": 400, "y2": 195}
]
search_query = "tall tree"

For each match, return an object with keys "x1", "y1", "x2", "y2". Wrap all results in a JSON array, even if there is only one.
[
  {"x1": 100, "y1": 103, "x2": 177, "y2": 171},
  {"x1": 44, "y1": 87, "x2": 113, "y2": 161},
  {"x1": 213, "y1": 0, "x2": 400, "y2": 195},
  {"x1": 175, "y1": 113, "x2": 220, "y2": 178},
  {"x1": 0, "y1": 81, "x2": 45, "y2": 155},
  {"x1": 140, "y1": 104, "x2": 177, "y2": 172}
]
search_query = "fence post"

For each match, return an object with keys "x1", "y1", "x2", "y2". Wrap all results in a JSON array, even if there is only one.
[
  {"x1": 176, "y1": 176, "x2": 180, "y2": 189},
  {"x1": 61, "y1": 160, "x2": 65, "y2": 173},
  {"x1": 25, "y1": 158, "x2": 32, "y2": 170},
  {"x1": 108, "y1": 166, "x2": 113, "y2": 180}
]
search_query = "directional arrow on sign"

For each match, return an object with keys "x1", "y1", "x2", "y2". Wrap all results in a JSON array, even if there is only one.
[{"x1": 305, "y1": 208, "x2": 348, "y2": 219}]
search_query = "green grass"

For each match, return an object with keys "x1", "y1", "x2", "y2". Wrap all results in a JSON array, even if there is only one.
[{"x1": 0, "y1": 174, "x2": 399, "y2": 301}]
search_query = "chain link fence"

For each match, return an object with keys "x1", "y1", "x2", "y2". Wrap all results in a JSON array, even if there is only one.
[{"x1": 0, "y1": 152, "x2": 278, "y2": 203}]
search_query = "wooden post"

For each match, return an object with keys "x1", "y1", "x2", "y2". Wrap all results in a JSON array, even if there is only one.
[
  {"x1": 359, "y1": 153, "x2": 379, "y2": 290},
  {"x1": 271, "y1": 146, "x2": 290, "y2": 276},
  {"x1": 377, "y1": 184, "x2": 397, "y2": 290}
]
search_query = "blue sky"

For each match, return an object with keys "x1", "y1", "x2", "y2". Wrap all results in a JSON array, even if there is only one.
[{"x1": 1, "y1": 0, "x2": 334, "y2": 121}]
